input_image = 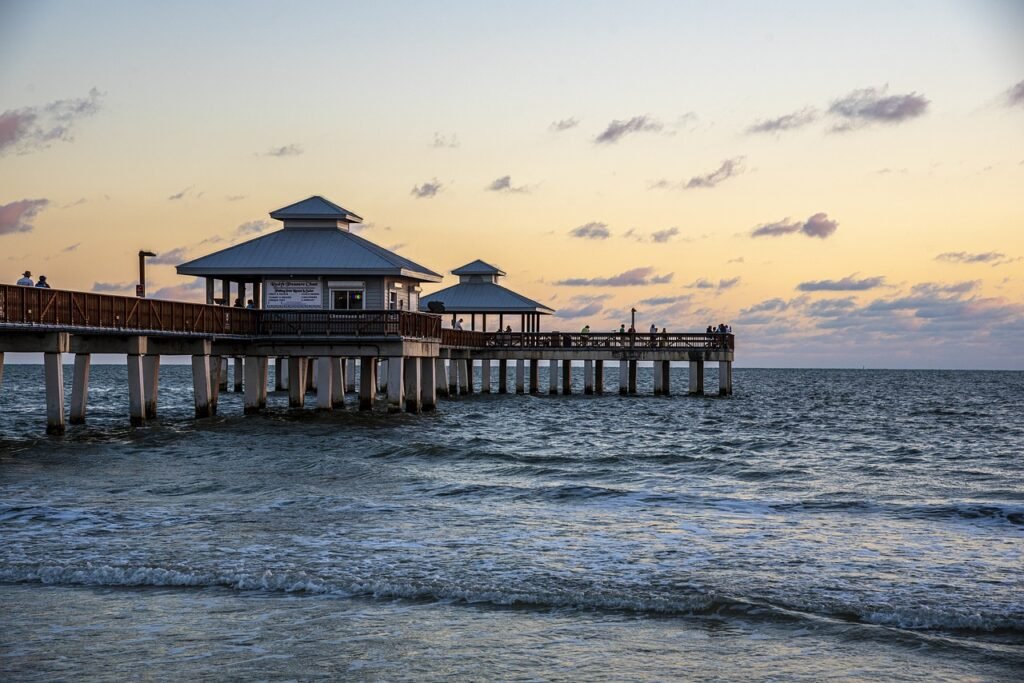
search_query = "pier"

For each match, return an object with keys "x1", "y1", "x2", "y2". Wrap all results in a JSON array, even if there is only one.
[{"x1": 0, "y1": 195, "x2": 734, "y2": 434}]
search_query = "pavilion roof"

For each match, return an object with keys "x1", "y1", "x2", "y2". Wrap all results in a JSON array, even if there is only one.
[{"x1": 419, "y1": 280, "x2": 554, "y2": 314}]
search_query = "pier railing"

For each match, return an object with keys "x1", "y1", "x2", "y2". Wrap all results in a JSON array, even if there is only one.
[
  {"x1": 1, "y1": 285, "x2": 730, "y2": 349},
  {"x1": 442, "y1": 330, "x2": 734, "y2": 351},
  {"x1": 0, "y1": 284, "x2": 258, "y2": 335},
  {"x1": 259, "y1": 310, "x2": 440, "y2": 338}
]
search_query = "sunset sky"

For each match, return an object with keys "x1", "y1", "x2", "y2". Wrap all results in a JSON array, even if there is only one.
[{"x1": 2, "y1": 1, "x2": 1022, "y2": 368}]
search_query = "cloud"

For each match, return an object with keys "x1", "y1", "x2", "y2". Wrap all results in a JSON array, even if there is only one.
[
  {"x1": 569, "y1": 221, "x2": 611, "y2": 240},
  {"x1": 549, "y1": 117, "x2": 579, "y2": 132},
  {"x1": 486, "y1": 175, "x2": 529, "y2": 193},
  {"x1": 741, "y1": 298, "x2": 790, "y2": 316},
  {"x1": 553, "y1": 294, "x2": 611, "y2": 320},
  {"x1": 751, "y1": 212, "x2": 838, "y2": 239},
  {"x1": 150, "y1": 279, "x2": 206, "y2": 302},
  {"x1": 935, "y1": 251, "x2": 1017, "y2": 267},
  {"x1": 686, "y1": 277, "x2": 740, "y2": 291},
  {"x1": 388, "y1": 243, "x2": 406, "y2": 252},
  {"x1": 0, "y1": 88, "x2": 103, "y2": 156},
  {"x1": 265, "y1": 144, "x2": 303, "y2": 157},
  {"x1": 62, "y1": 242, "x2": 81, "y2": 252},
  {"x1": 0, "y1": 198, "x2": 49, "y2": 235},
  {"x1": 827, "y1": 86, "x2": 929, "y2": 131},
  {"x1": 147, "y1": 247, "x2": 190, "y2": 265},
  {"x1": 226, "y1": 194, "x2": 246, "y2": 202},
  {"x1": 684, "y1": 157, "x2": 745, "y2": 189},
  {"x1": 640, "y1": 294, "x2": 692, "y2": 306},
  {"x1": 236, "y1": 219, "x2": 271, "y2": 235},
  {"x1": 91, "y1": 281, "x2": 134, "y2": 293},
  {"x1": 747, "y1": 108, "x2": 819, "y2": 134},
  {"x1": 432, "y1": 132, "x2": 459, "y2": 148},
  {"x1": 556, "y1": 267, "x2": 672, "y2": 287},
  {"x1": 728, "y1": 257, "x2": 745, "y2": 263},
  {"x1": 1005, "y1": 80, "x2": 1024, "y2": 108},
  {"x1": 650, "y1": 227, "x2": 679, "y2": 243},
  {"x1": 594, "y1": 115, "x2": 663, "y2": 144},
  {"x1": 411, "y1": 179, "x2": 443, "y2": 198},
  {"x1": 797, "y1": 274, "x2": 886, "y2": 292},
  {"x1": 167, "y1": 186, "x2": 192, "y2": 201},
  {"x1": 654, "y1": 158, "x2": 745, "y2": 191}
]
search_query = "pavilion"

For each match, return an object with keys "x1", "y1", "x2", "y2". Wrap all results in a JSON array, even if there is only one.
[
  {"x1": 176, "y1": 196, "x2": 442, "y2": 311},
  {"x1": 419, "y1": 259, "x2": 554, "y2": 332}
]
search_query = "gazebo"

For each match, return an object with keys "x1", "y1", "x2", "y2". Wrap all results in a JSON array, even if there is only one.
[
  {"x1": 419, "y1": 259, "x2": 554, "y2": 331},
  {"x1": 177, "y1": 196, "x2": 442, "y2": 310}
]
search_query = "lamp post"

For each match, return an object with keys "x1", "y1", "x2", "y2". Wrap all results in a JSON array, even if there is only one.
[
  {"x1": 630, "y1": 307, "x2": 637, "y2": 332},
  {"x1": 138, "y1": 250, "x2": 156, "y2": 298}
]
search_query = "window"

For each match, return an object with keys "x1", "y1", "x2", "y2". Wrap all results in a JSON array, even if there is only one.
[
  {"x1": 332, "y1": 290, "x2": 363, "y2": 310},
  {"x1": 388, "y1": 290, "x2": 398, "y2": 310}
]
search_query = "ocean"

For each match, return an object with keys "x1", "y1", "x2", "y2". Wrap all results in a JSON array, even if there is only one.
[{"x1": 1, "y1": 364, "x2": 1022, "y2": 681}]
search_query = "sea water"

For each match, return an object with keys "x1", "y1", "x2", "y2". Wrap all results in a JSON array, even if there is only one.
[{"x1": 1, "y1": 365, "x2": 1022, "y2": 681}]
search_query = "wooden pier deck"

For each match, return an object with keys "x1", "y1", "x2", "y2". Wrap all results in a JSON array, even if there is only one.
[{"x1": 0, "y1": 284, "x2": 734, "y2": 434}]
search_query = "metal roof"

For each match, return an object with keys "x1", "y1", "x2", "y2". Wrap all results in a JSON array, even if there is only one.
[
  {"x1": 269, "y1": 195, "x2": 363, "y2": 222},
  {"x1": 451, "y1": 259, "x2": 505, "y2": 276},
  {"x1": 419, "y1": 281, "x2": 554, "y2": 314},
  {"x1": 177, "y1": 228, "x2": 442, "y2": 281}
]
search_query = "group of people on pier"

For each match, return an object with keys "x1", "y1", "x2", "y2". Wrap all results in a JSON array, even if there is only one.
[{"x1": 14, "y1": 271, "x2": 50, "y2": 288}]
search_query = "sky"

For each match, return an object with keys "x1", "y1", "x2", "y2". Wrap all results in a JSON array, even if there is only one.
[{"x1": 1, "y1": 0, "x2": 1022, "y2": 368}]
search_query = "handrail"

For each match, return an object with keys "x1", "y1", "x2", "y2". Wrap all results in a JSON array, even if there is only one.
[
  {"x1": 443, "y1": 330, "x2": 735, "y2": 351},
  {"x1": 0, "y1": 284, "x2": 731, "y2": 349}
]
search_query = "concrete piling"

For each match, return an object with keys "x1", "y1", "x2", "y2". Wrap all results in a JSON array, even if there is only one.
[
  {"x1": 529, "y1": 359, "x2": 539, "y2": 394},
  {"x1": 719, "y1": 360, "x2": 733, "y2": 396},
  {"x1": 387, "y1": 356, "x2": 404, "y2": 413},
  {"x1": 689, "y1": 360, "x2": 704, "y2": 396},
  {"x1": 435, "y1": 357, "x2": 448, "y2": 398},
  {"x1": 44, "y1": 352, "x2": 65, "y2": 435},
  {"x1": 480, "y1": 358, "x2": 491, "y2": 393},
  {"x1": 127, "y1": 338, "x2": 146, "y2": 426},
  {"x1": 288, "y1": 356, "x2": 307, "y2": 408},
  {"x1": 595, "y1": 360, "x2": 604, "y2": 394},
  {"x1": 498, "y1": 359, "x2": 508, "y2": 394},
  {"x1": 584, "y1": 359, "x2": 594, "y2": 394},
  {"x1": 459, "y1": 359, "x2": 471, "y2": 395},
  {"x1": 316, "y1": 356, "x2": 333, "y2": 410},
  {"x1": 562, "y1": 360, "x2": 572, "y2": 394},
  {"x1": 345, "y1": 358, "x2": 356, "y2": 393},
  {"x1": 70, "y1": 353, "x2": 91, "y2": 425},
  {"x1": 549, "y1": 359, "x2": 558, "y2": 394},
  {"x1": 628, "y1": 360, "x2": 638, "y2": 395},
  {"x1": 421, "y1": 356, "x2": 437, "y2": 411},
  {"x1": 359, "y1": 357, "x2": 376, "y2": 410},
  {"x1": 244, "y1": 355, "x2": 263, "y2": 414},
  {"x1": 404, "y1": 357, "x2": 421, "y2": 413},
  {"x1": 143, "y1": 355, "x2": 160, "y2": 418},
  {"x1": 618, "y1": 361, "x2": 628, "y2": 396},
  {"x1": 191, "y1": 354, "x2": 213, "y2": 418},
  {"x1": 516, "y1": 359, "x2": 525, "y2": 394},
  {"x1": 448, "y1": 358, "x2": 459, "y2": 396},
  {"x1": 331, "y1": 358, "x2": 345, "y2": 408}
]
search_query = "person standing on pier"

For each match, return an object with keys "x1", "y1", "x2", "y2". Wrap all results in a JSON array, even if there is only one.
[
  {"x1": 581, "y1": 324, "x2": 590, "y2": 346},
  {"x1": 16, "y1": 271, "x2": 33, "y2": 286},
  {"x1": 454, "y1": 318, "x2": 464, "y2": 330},
  {"x1": 35, "y1": 275, "x2": 50, "y2": 288},
  {"x1": 649, "y1": 323, "x2": 657, "y2": 346}
]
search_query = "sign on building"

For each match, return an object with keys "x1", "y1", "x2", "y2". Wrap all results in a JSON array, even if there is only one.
[{"x1": 265, "y1": 279, "x2": 322, "y2": 309}]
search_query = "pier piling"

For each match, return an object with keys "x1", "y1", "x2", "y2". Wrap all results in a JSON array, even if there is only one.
[
  {"x1": 595, "y1": 360, "x2": 604, "y2": 394},
  {"x1": 244, "y1": 355, "x2": 263, "y2": 414},
  {"x1": 562, "y1": 360, "x2": 572, "y2": 394},
  {"x1": 404, "y1": 357, "x2": 421, "y2": 413},
  {"x1": 584, "y1": 360, "x2": 594, "y2": 394},
  {"x1": 480, "y1": 358, "x2": 491, "y2": 393},
  {"x1": 387, "y1": 356, "x2": 404, "y2": 412},
  {"x1": 143, "y1": 355, "x2": 160, "y2": 418},
  {"x1": 126, "y1": 338, "x2": 146, "y2": 426},
  {"x1": 316, "y1": 356, "x2": 333, "y2": 410},
  {"x1": 44, "y1": 351, "x2": 65, "y2": 435},
  {"x1": 421, "y1": 356, "x2": 437, "y2": 411},
  {"x1": 618, "y1": 361, "x2": 628, "y2": 396},
  {"x1": 191, "y1": 353, "x2": 213, "y2": 418},
  {"x1": 549, "y1": 360, "x2": 558, "y2": 394},
  {"x1": 331, "y1": 358, "x2": 344, "y2": 408},
  {"x1": 70, "y1": 353, "x2": 91, "y2": 424},
  {"x1": 529, "y1": 359, "x2": 539, "y2": 394},
  {"x1": 688, "y1": 360, "x2": 704, "y2": 396},
  {"x1": 288, "y1": 357, "x2": 307, "y2": 408},
  {"x1": 359, "y1": 357, "x2": 376, "y2": 410},
  {"x1": 498, "y1": 359, "x2": 508, "y2": 394},
  {"x1": 516, "y1": 359, "x2": 525, "y2": 394}
]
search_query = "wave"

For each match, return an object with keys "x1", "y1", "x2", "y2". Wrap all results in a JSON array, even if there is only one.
[{"x1": 3, "y1": 563, "x2": 1022, "y2": 638}]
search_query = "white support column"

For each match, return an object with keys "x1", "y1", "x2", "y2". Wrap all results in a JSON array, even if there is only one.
[
  {"x1": 584, "y1": 359, "x2": 594, "y2": 395},
  {"x1": 275, "y1": 357, "x2": 286, "y2": 391},
  {"x1": 44, "y1": 352, "x2": 65, "y2": 435},
  {"x1": 618, "y1": 361, "x2": 629, "y2": 395},
  {"x1": 191, "y1": 354, "x2": 213, "y2": 418},
  {"x1": 219, "y1": 357, "x2": 229, "y2": 391},
  {"x1": 258, "y1": 356, "x2": 269, "y2": 409},
  {"x1": 359, "y1": 357, "x2": 376, "y2": 410},
  {"x1": 435, "y1": 357, "x2": 449, "y2": 398},
  {"x1": 458, "y1": 359, "x2": 471, "y2": 395},
  {"x1": 421, "y1": 357, "x2": 437, "y2": 411},
  {"x1": 719, "y1": 360, "x2": 733, "y2": 396},
  {"x1": 345, "y1": 358, "x2": 357, "y2": 393},
  {"x1": 210, "y1": 355, "x2": 222, "y2": 416},
  {"x1": 127, "y1": 353, "x2": 145, "y2": 427},
  {"x1": 404, "y1": 357, "x2": 421, "y2": 413},
  {"x1": 288, "y1": 357, "x2": 306, "y2": 408},
  {"x1": 70, "y1": 353, "x2": 91, "y2": 425},
  {"x1": 480, "y1": 358, "x2": 491, "y2": 393},
  {"x1": 689, "y1": 360, "x2": 704, "y2": 396},
  {"x1": 331, "y1": 358, "x2": 345, "y2": 408},
  {"x1": 628, "y1": 360, "x2": 638, "y2": 395},
  {"x1": 549, "y1": 359, "x2": 559, "y2": 394},
  {"x1": 447, "y1": 358, "x2": 459, "y2": 396},
  {"x1": 661, "y1": 361, "x2": 672, "y2": 397},
  {"x1": 653, "y1": 361, "x2": 664, "y2": 395},
  {"x1": 562, "y1": 360, "x2": 572, "y2": 394},
  {"x1": 233, "y1": 357, "x2": 243, "y2": 393},
  {"x1": 595, "y1": 360, "x2": 604, "y2": 394},
  {"x1": 143, "y1": 355, "x2": 160, "y2": 418},
  {"x1": 316, "y1": 356, "x2": 333, "y2": 410},
  {"x1": 387, "y1": 356, "x2": 404, "y2": 413},
  {"x1": 516, "y1": 359, "x2": 526, "y2": 394},
  {"x1": 244, "y1": 355, "x2": 263, "y2": 415}
]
